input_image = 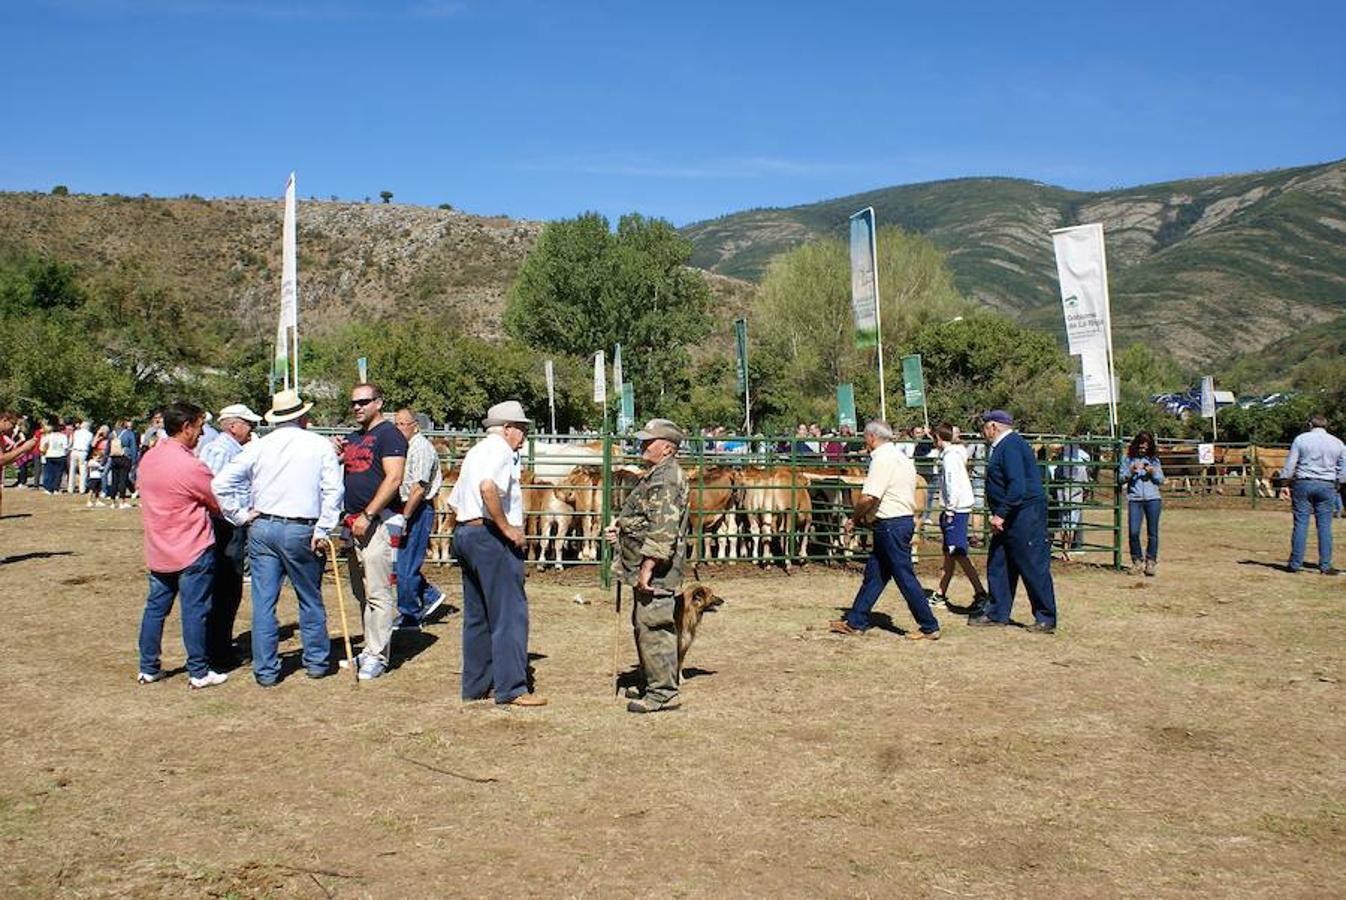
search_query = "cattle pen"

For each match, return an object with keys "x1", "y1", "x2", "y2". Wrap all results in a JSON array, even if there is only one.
[{"x1": 407, "y1": 432, "x2": 1186, "y2": 584}]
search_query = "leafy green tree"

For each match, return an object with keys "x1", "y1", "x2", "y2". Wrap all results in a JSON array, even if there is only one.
[
  {"x1": 380, "y1": 191, "x2": 393, "y2": 204},
  {"x1": 752, "y1": 225, "x2": 969, "y2": 421},
  {"x1": 504, "y1": 212, "x2": 711, "y2": 417}
]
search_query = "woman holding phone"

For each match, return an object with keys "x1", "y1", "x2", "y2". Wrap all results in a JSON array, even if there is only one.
[{"x1": 1119, "y1": 431, "x2": 1165, "y2": 576}]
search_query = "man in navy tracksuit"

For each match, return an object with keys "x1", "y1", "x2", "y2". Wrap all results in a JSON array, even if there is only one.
[{"x1": 969, "y1": 410, "x2": 1058, "y2": 633}]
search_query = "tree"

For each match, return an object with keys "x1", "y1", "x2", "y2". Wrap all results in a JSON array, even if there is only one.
[
  {"x1": 380, "y1": 191, "x2": 394, "y2": 204},
  {"x1": 51, "y1": 185, "x2": 69, "y2": 196},
  {"x1": 504, "y1": 212, "x2": 712, "y2": 417},
  {"x1": 751, "y1": 225, "x2": 969, "y2": 425}
]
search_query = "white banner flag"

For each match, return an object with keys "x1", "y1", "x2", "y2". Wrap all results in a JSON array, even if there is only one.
[
  {"x1": 592, "y1": 351, "x2": 606, "y2": 404},
  {"x1": 1052, "y1": 223, "x2": 1111, "y2": 357},
  {"x1": 1077, "y1": 346, "x2": 1115, "y2": 406},
  {"x1": 1200, "y1": 375, "x2": 1216, "y2": 419},
  {"x1": 848, "y1": 207, "x2": 880, "y2": 348},
  {"x1": 280, "y1": 172, "x2": 298, "y2": 329},
  {"x1": 612, "y1": 344, "x2": 623, "y2": 393},
  {"x1": 1198, "y1": 443, "x2": 1215, "y2": 466},
  {"x1": 545, "y1": 359, "x2": 555, "y2": 403}
]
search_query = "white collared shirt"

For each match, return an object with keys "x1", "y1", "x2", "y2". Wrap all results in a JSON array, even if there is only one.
[
  {"x1": 862, "y1": 440, "x2": 918, "y2": 519},
  {"x1": 448, "y1": 433, "x2": 523, "y2": 527},
  {"x1": 212, "y1": 423, "x2": 344, "y2": 537}
]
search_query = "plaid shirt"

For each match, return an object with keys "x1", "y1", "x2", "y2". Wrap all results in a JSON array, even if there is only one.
[{"x1": 400, "y1": 431, "x2": 443, "y2": 502}]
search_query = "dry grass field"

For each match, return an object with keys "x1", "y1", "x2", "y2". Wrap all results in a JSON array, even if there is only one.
[{"x1": 1, "y1": 490, "x2": 1343, "y2": 898}]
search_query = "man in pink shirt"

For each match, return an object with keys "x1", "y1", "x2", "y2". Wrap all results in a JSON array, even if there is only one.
[{"x1": 136, "y1": 401, "x2": 227, "y2": 689}]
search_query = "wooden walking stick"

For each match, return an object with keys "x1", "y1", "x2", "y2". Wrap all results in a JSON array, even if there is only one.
[{"x1": 325, "y1": 537, "x2": 359, "y2": 686}]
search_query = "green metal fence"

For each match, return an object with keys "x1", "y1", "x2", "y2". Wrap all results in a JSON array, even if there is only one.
[{"x1": 408, "y1": 431, "x2": 1130, "y2": 583}]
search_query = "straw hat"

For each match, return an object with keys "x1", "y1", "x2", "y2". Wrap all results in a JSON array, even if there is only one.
[
  {"x1": 482, "y1": 400, "x2": 532, "y2": 428},
  {"x1": 265, "y1": 389, "x2": 313, "y2": 424}
]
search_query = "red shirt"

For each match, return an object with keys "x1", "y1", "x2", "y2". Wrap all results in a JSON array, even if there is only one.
[{"x1": 137, "y1": 438, "x2": 219, "y2": 572}]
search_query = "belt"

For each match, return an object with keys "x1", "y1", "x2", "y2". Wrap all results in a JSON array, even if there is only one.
[
  {"x1": 1297, "y1": 478, "x2": 1337, "y2": 483},
  {"x1": 455, "y1": 518, "x2": 485, "y2": 528},
  {"x1": 256, "y1": 513, "x2": 318, "y2": 525}
]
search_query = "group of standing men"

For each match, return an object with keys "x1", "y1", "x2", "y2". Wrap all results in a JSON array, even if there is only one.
[{"x1": 135, "y1": 384, "x2": 447, "y2": 688}]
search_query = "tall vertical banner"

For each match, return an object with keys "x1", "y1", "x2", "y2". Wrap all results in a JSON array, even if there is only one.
[
  {"x1": 356, "y1": 357, "x2": 368, "y2": 383},
  {"x1": 612, "y1": 344, "x2": 624, "y2": 397},
  {"x1": 274, "y1": 172, "x2": 299, "y2": 391},
  {"x1": 544, "y1": 359, "x2": 556, "y2": 434},
  {"x1": 734, "y1": 317, "x2": 750, "y2": 432},
  {"x1": 619, "y1": 382, "x2": 635, "y2": 434},
  {"x1": 1200, "y1": 374, "x2": 1218, "y2": 440},
  {"x1": 836, "y1": 383, "x2": 857, "y2": 431},
  {"x1": 901, "y1": 354, "x2": 925, "y2": 408},
  {"x1": 592, "y1": 351, "x2": 606, "y2": 404},
  {"x1": 849, "y1": 207, "x2": 887, "y2": 421},
  {"x1": 1052, "y1": 223, "x2": 1117, "y2": 435}
]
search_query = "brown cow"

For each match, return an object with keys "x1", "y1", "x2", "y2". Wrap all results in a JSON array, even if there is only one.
[
  {"x1": 737, "y1": 466, "x2": 813, "y2": 570},
  {"x1": 685, "y1": 466, "x2": 741, "y2": 567},
  {"x1": 1251, "y1": 447, "x2": 1291, "y2": 498}
]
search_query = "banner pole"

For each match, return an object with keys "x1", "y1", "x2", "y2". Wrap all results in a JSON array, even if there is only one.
[{"x1": 872, "y1": 219, "x2": 887, "y2": 423}]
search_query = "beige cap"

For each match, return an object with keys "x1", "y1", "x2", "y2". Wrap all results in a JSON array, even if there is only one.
[{"x1": 634, "y1": 418, "x2": 684, "y2": 443}]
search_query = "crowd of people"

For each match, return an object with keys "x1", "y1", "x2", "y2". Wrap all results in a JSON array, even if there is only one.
[{"x1": 1, "y1": 396, "x2": 1342, "y2": 711}]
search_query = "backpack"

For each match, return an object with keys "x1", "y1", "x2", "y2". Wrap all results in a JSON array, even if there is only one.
[{"x1": 110, "y1": 433, "x2": 126, "y2": 457}]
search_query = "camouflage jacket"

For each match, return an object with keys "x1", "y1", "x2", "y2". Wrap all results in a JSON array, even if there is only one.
[{"x1": 615, "y1": 456, "x2": 690, "y2": 592}]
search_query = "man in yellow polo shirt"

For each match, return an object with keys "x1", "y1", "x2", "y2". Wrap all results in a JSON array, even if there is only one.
[{"x1": 830, "y1": 420, "x2": 941, "y2": 639}]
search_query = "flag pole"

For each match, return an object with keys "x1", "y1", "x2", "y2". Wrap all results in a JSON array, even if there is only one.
[
  {"x1": 1097, "y1": 224, "x2": 1119, "y2": 439},
  {"x1": 871, "y1": 223, "x2": 887, "y2": 423}
]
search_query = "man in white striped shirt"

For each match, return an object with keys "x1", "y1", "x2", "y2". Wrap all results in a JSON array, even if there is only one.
[{"x1": 929, "y1": 422, "x2": 989, "y2": 613}]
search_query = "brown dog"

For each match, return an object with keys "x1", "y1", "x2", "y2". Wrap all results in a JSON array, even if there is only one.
[{"x1": 675, "y1": 583, "x2": 724, "y2": 680}]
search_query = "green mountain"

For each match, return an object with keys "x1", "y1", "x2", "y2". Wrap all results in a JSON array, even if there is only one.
[{"x1": 683, "y1": 159, "x2": 1346, "y2": 368}]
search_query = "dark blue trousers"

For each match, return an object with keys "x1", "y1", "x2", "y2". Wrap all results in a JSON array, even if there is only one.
[
  {"x1": 985, "y1": 501, "x2": 1058, "y2": 626},
  {"x1": 396, "y1": 502, "x2": 441, "y2": 618},
  {"x1": 845, "y1": 516, "x2": 940, "y2": 633},
  {"x1": 454, "y1": 524, "x2": 529, "y2": 703}
]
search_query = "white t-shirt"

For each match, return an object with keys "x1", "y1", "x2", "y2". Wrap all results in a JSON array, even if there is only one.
[
  {"x1": 41, "y1": 431, "x2": 70, "y2": 458},
  {"x1": 937, "y1": 444, "x2": 975, "y2": 513},
  {"x1": 448, "y1": 433, "x2": 523, "y2": 527},
  {"x1": 72, "y1": 427, "x2": 93, "y2": 454},
  {"x1": 862, "y1": 441, "x2": 917, "y2": 519}
]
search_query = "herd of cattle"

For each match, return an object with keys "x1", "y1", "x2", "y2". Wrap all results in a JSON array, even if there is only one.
[{"x1": 420, "y1": 439, "x2": 1293, "y2": 570}]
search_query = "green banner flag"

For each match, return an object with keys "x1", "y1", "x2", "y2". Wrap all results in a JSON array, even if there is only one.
[
  {"x1": 618, "y1": 382, "x2": 635, "y2": 433},
  {"x1": 902, "y1": 354, "x2": 925, "y2": 408},
  {"x1": 734, "y1": 318, "x2": 749, "y2": 394},
  {"x1": 836, "y1": 383, "x2": 857, "y2": 430}
]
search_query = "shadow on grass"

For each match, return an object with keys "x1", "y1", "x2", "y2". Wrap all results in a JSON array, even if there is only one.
[
  {"x1": 1236, "y1": 559, "x2": 1299, "y2": 573},
  {"x1": 0, "y1": 550, "x2": 75, "y2": 565}
]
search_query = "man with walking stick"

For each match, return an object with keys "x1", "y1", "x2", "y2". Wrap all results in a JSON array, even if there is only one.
[
  {"x1": 212, "y1": 389, "x2": 344, "y2": 687},
  {"x1": 604, "y1": 419, "x2": 691, "y2": 714}
]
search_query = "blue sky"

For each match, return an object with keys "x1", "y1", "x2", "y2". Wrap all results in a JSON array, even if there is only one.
[{"x1": 2, "y1": 0, "x2": 1342, "y2": 225}]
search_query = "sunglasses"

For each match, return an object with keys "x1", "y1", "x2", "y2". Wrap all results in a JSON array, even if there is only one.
[{"x1": 350, "y1": 398, "x2": 377, "y2": 408}]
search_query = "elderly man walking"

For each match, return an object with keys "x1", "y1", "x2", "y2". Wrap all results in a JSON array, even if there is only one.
[
  {"x1": 970, "y1": 410, "x2": 1058, "y2": 632},
  {"x1": 332, "y1": 383, "x2": 407, "y2": 681},
  {"x1": 448, "y1": 401, "x2": 546, "y2": 707},
  {"x1": 199, "y1": 403, "x2": 263, "y2": 670},
  {"x1": 392, "y1": 407, "x2": 445, "y2": 630},
  {"x1": 605, "y1": 419, "x2": 692, "y2": 713},
  {"x1": 68, "y1": 419, "x2": 93, "y2": 494},
  {"x1": 213, "y1": 390, "x2": 343, "y2": 686},
  {"x1": 830, "y1": 420, "x2": 941, "y2": 639},
  {"x1": 1279, "y1": 414, "x2": 1345, "y2": 575},
  {"x1": 135, "y1": 402, "x2": 227, "y2": 689}
]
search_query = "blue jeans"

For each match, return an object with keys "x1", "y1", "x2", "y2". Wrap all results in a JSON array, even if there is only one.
[
  {"x1": 454, "y1": 524, "x2": 530, "y2": 703},
  {"x1": 845, "y1": 516, "x2": 939, "y2": 633},
  {"x1": 41, "y1": 457, "x2": 65, "y2": 492},
  {"x1": 1128, "y1": 498, "x2": 1162, "y2": 562},
  {"x1": 985, "y1": 501, "x2": 1058, "y2": 627},
  {"x1": 396, "y1": 502, "x2": 442, "y2": 618},
  {"x1": 1289, "y1": 480, "x2": 1337, "y2": 571},
  {"x1": 138, "y1": 546, "x2": 214, "y2": 679},
  {"x1": 248, "y1": 517, "x2": 330, "y2": 684}
]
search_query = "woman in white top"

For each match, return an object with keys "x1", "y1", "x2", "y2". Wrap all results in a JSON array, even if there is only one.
[
  {"x1": 930, "y1": 422, "x2": 989, "y2": 611},
  {"x1": 39, "y1": 417, "x2": 70, "y2": 494}
]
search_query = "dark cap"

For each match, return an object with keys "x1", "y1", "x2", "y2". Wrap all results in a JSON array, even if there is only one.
[{"x1": 981, "y1": 409, "x2": 1014, "y2": 426}]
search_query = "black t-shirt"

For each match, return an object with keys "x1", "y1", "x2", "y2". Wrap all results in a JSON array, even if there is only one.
[{"x1": 342, "y1": 419, "x2": 408, "y2": 514}]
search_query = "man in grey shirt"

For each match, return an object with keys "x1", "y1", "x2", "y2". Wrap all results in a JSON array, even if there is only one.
[{"x1": 1279, "y1": 414, "x2": 1345, "y2": 575}]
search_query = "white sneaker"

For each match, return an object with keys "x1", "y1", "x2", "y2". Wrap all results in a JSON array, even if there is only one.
[
  {"x1": 118, "y1": 501, "x2": 131, "y2": 509},
  {"x1": 189, "y1": 670, "x2": 228, "y2": 690},
  {"x1": 94, "y1": 499, "x2": 107, "y2": 507},
  {"x1": 137, "y1": 671, "x2": 163, "y2": 684},
  {"x1": 357, "y1": 656, "x2": 387, "y2": 681}
]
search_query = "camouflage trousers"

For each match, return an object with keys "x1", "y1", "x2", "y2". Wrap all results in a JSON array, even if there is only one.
[{"x1": 632, "y1": 587, "x2": 679, "y2": 704}]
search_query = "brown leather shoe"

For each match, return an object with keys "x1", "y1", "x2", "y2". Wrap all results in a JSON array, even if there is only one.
[
  {"x1": 829, "y1": 619, "x2": 864, "y2": 635},
  {"x1": 503, "y1": 693, "x2": 548, "y2": 707},
  {"x1": 906, "y1": 630, "x2": 940, "y2": 641}
]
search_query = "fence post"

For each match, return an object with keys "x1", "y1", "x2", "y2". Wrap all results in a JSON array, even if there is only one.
[
  {"x1": 1112, "y1": 437, "x2": 1123, "y2": 571},
  {"x1": 1248, "y1": 445, "x2": 1259, "y2": 510},
  {"x1": 600, "y1": 433, "x2": 613, "y2": 589}
]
